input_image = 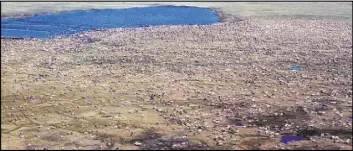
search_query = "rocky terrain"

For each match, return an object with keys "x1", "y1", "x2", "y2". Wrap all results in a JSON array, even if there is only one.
[{"x1": 1, "y1": 17, "x2": 352, "y2": 150}]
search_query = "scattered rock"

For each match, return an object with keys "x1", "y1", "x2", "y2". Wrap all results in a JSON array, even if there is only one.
[
  {"x1": 134, "y1": 141, "x2": 142, "y2": 146},
  {"x1": 217, "y1": 140, "x2": 224, "y2": 146},
  {"x1": 106, "y1": 142, "x2": 112, "y2": 147}
]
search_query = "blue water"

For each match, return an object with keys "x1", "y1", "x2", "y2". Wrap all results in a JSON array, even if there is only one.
[
  {"x1": 235, "y1": 121, "x2": 244, "y2": 126},
  {"x1": 1, "y1": 5, "x2": 220, "y2": 39},
  {"x1": 290, "y1": 65, "x2": 302, "y2": 71},
  {"x1": 281, "y1": 136, "x2": 303, "y2": 144}
]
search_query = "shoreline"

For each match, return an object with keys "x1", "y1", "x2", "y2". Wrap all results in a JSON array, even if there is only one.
[{"x1": 1, "y1": 6, "x2": 226, "y2": 40}]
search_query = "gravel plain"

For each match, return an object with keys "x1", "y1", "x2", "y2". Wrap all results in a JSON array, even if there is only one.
[{"x1": 1, "y1": 10, "x2": 352, "y2": 150}]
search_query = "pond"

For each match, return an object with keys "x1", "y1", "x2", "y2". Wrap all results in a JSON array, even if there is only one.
[{"x1": 1, "y1": 5, "x2": 220, "y2": 39}]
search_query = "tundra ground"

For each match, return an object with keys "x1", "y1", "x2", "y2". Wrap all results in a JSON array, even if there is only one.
[{"x1": 1, "y1": 3, "x2": 352, "y2": 150}]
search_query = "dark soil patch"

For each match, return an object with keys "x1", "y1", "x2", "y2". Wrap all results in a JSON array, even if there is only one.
[
  {"x1": 296, "y1": 126, "x2": 352, "y2": 139},
  {"x1": 293, "y1": 143, "x2": 342, "y2": 150},
  {"x1": 128, "y1": 129, "x2": 210, "y2": 150},
  {"x1": 250, "y1": 106, "x2": 310, "y2": 130},
  {"x1": 131, "y1": 129, "x2": 163, "y2": 142},
  {"x1": 41, "y1": 133, "x2": 64, "y2": 142},
  {"x1": 140, "y1": 139, "x2": 210, "y2": 150}
]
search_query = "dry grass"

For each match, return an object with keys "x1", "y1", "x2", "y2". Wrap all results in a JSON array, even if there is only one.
[
  {"x1": 1, "y1": 2, "x2": 353, "y2": 150},
  {"x1": 1, "y1": 18, "x2": 352, "y2": 149}
]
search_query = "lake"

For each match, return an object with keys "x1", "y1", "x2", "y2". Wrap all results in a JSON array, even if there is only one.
[{"x1": 1, "y1": 5, "x2": 220, "y2": 39}]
